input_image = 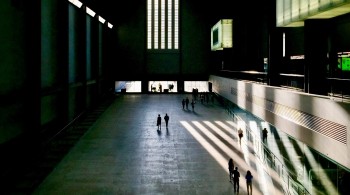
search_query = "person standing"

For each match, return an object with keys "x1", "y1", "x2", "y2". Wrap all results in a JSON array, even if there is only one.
[
  {"x1": 164, "y1": 113, "x2": 169, "y2": 128},
  {"x1": 228, "y1": 158, "x2": 234, "y2": 182},
  {"x1": 157, "y1": 114, "x2": 161, "y2": 130},
  {"x1": 233, "y1": 167, "x2": 240, "y2": 192},
  {"x1": 245, "y1": 170, "x2": 253, "y2": 195},
  {"x1": 262, "y1": 128, "x2": 268, "y2": 143},
  {"x1": 182, "y1": 99, "x2": 185, "y2": 109}
]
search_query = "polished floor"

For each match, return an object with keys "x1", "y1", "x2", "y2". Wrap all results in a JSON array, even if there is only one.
[{"x1": 32, "y1": 94, "x2": 284, "y2": 195}]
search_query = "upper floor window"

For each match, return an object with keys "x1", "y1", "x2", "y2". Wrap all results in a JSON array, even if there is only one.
[{"x1": 147, "y1": 0, "x2": 179, "y2": 50}]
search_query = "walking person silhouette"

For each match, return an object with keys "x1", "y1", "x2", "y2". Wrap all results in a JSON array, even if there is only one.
[
  {"x1": 191, "y1": 99, "x2": 195, "y2": 112},
  {"x1": 185, "y1": 97, "x2": 189, "y2": 110},
  {"x1": 157, "y1": 114, "x2": 161, "y2": 130},
  {"x1": 245, "y1": 170, "x2": 253, "y2": 195},
  {"x1": 262, "y1": 128, "x2": 268, "y2": 143},
  {"x1": 233, "y1": 167, "x2": 240, "y2": 192},
  {"x1": 164, "y1": 113, "x2": 169, "y2": 128},
  {"x1": 238, "y1": 128, "x2": 243, "y2": 144},
  {"x1": 228, "y1": 158, "x2": 234, "y2": 182}
]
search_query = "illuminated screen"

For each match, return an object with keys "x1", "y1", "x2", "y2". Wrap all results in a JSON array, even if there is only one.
[
  {"x1": 342, "y1": 57, "x2": 350, "y2": 71},
  {"x1": 212, "y1": 28, "x2": 219, "y2": 45}
]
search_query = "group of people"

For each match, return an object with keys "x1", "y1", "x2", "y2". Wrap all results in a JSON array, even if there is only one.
[
  {"x1": 228, "y1": 158, "x2": 253, "y2": 194},
  {"x1": 181, "y1": 97, "x2": 195, "y2": 111},
  {"x1": 237, "y1": 127, "x2": 268, "y2": 144},
  {"x1": 157, "y1": 113, "x2": 169, "y2": 130}
]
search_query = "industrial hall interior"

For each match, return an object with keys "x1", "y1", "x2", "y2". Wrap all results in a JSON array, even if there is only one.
[{"x1": 1, "y1": 0, "x2": 350, "y2": 194}]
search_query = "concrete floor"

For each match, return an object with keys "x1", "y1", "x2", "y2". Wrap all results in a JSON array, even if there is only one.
[{"x1": 33, "y1": 94, "x2": 284, "y2": 195}]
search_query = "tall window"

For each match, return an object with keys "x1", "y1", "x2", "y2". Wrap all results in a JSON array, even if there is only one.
[{"x1": 147, "y1": 0, "x2": 179, "y2": 50}]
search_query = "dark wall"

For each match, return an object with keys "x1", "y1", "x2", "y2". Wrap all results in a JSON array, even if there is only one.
[
  {"x1": 111, "y1": 0, "x2": 239, "y2": 81},
  {"x1": 0, "y1": 1, "x2": 39, "y2": 143},
  {"x1": 0, "y1": 0, "x2": 40, "y2": 176},
  {"x1": 0, "y1": 0, "x2": 113, "y2": 176}
]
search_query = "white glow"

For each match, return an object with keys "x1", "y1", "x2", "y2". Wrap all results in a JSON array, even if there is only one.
[
  {"x1": 98, "y1": 16, "x2": 105, "y2": 24},
  {"x1": 107, "y1": 22, "x2": 113, "y2": 29},
  {"x1": 167, "y1": 0, "x2": 172, "y2": 49},
  {"x1": 86, "y1": 7, "x2": 95, "y2": 17},
  {"x1": 68, "y1": 0, "x2": 82, "y2": 8},
  {"x1": 174, "y1": 0, "x2": 179, "y2": 49},
  {"x1": 283, "y1": 33, "x2": 285, "y2": 57},
  {"x1": 161, "y1": 0, "x2": 165, "y2": 49}
]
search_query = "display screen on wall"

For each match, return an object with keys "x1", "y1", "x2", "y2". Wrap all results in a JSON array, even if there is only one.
[
  {"x1": 211, "y1": 19, "x2": 232, "y2": 51},
  {"x1": 342, "y1": 57, "x2": 350, "y2": 71},
  {"x1": 337, "y1": 52, "x2": 350, "y2": 71},
  {"x1": 212, "y1": 28, "x2": 219, "y2": 45}
]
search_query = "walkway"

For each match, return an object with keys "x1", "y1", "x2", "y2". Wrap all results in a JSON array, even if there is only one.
[{"x1": 33, "y1": 94, "x2": 284, "y2": 195}]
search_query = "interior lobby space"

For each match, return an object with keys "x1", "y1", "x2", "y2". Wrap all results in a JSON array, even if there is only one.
[{"x1": 31, "y1": 94, "x2": 284, "y2": 195}]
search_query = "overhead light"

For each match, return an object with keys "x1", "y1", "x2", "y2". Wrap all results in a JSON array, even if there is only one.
[
  {"x1": 86, "y1": 7, "x2": 96, "y2": 17},
  {"x1": 68, "y1": 0, "x2": 83, "y2": 8},
  {"x1": 98, "y1": 16, "x2": 106, "y2": 24},
  {"x1": 107, "y1": 22, "x2": 113, "y2": 29}
]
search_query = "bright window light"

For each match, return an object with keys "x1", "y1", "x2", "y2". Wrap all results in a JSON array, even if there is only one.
[
  {"x1": 147, "y1": 0, "x2": 179, "y2": 50},
  {"x1": 107, "y1": 22, "x2": 113, "y2": 29},
  {"x1": 86, "y1": 7, "x2": 96, "y2": 17},
  {"x1": 68, "y1": 0, "x2": 83, "y2": 8},
  {"x1": 98, "y1": 16, "x2": 106, "y2": 24}
]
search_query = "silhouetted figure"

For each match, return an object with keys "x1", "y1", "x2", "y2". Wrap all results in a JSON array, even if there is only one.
[
  {"x1": 228, "y1": 158, "x2": 234, "y2": 182},
  {"x1": 157, "y1": 114, "x2": 161, "y2": 130},
  {"x1": 158, "y1": 83, "x2": 162, "y2": 92},
  {"x1": 233, "y1": 167, "x2": 240, "y2": 192},
  {"x1": 191, "y1": 99, "x2": 195, "y2": 111},
  {"x1": 182, "y1": 99, "x2": 185, "y2": 109},
  {"x1": 238, "y1": 128, "x2": 243, "y2": 144},
  {"x1": 185, "y1": 97, "x2": 189, "y2": 110},
  {"x1": 262, "y1": 128, "x2": 268, "y2": 143},
  {"x1": 245, "y1": 170, "x2": 253, "y2": 195},
  {"x1": 164, "y1": 113, "x2": 169, "y2": 128}
]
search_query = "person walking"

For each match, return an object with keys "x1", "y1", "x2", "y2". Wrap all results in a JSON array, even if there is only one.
[
  {"x1": 157, "y1": 114, "x2": 161, "y2": 130},
  {"x1": 191, "y1": 99, "x2": 195, "y2": 112},
  {"x1": 238, "y1": 128, "x2": 243, "y2": 144},
  {"x1": 245, "y1": 170, "x2": 253, "y2": 195},
  {"x1": 232, "y1": 167, "x2": 240, "y2": 192},
  {"x1": 185, "y1": 97, "x2": 189, "y2": 110},
  {"x1": 164, "y1": 113, "x2": 169, "y2": 128},
  {"x1": 182, "y1": 99, "x2": 185, "y2": 109},
  {"x1": 228, "y1": 158, "x2": 234, "y2": 182}
]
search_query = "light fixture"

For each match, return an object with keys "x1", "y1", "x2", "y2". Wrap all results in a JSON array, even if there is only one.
[
  {"x1": 86, "y1": 6, "x2": 96, "y2": 17},
  {"x1": 68, "y1": 0, "x2": 83, "y2": 8},
  {"x1": 107, "y1": 22, "x2": 113, "y2": 29},
  {"x1": 98, "y1": 16, "x2": 106, "y2": 24}
]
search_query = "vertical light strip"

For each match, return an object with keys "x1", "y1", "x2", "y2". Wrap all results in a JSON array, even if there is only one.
[
  {"x1": 147, "y1": 0, "x2": 152, "y2": 49},
  {"x1": 283, "y1": 32, "x2": 285, "y2": 57},
  {"x1": 167, "y1": 0, "x2": 172, "y2": 49},
  {"x1": 154, "y1": 0, "x2": 159, "y2": 49},
  {"x1": 174, "y1": 0, "x2": 179, "y2": 49},
  {"x1": 161, "y1": 0, "x2": 165, "y2": 49}
]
